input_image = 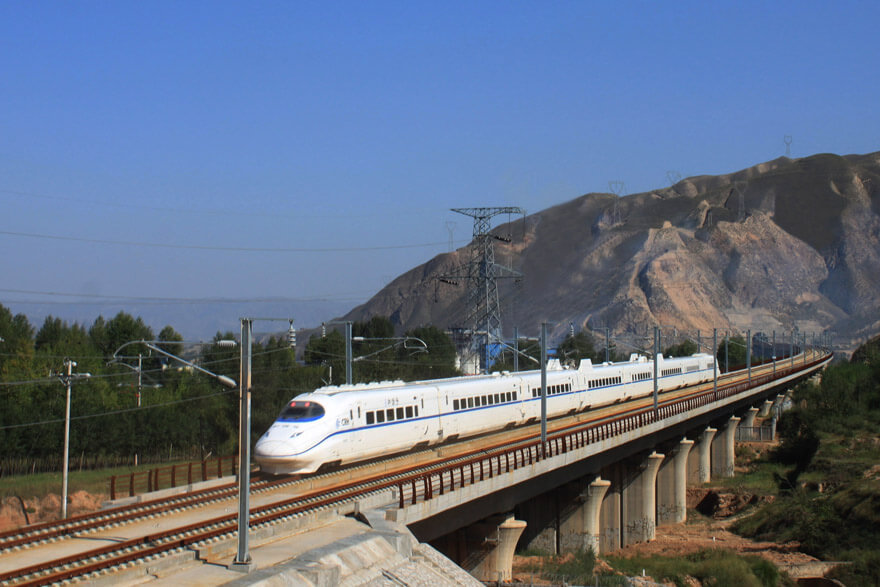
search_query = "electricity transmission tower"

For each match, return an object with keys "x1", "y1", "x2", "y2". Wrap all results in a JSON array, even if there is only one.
[{"x1": 440, "y1": 207, "x2": 525, "y2": 373}]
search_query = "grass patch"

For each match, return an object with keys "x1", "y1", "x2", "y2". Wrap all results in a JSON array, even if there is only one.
[
  {"x1": 607, "y1": 549, "x2": 793, "y2": 587},
  {"x1": 518, "y1": 548, "x2": 614, "y2": 585},
  {"x1": 0, "y1": 461, "x2": 186, "y2": 499}
]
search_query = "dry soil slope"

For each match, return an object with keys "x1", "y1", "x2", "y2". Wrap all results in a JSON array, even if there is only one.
[{"x1": 345, "y1": 151, "x2": 880, "y2": 349}]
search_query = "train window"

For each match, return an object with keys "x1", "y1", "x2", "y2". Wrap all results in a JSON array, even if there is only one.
[
  {"x1": 482, "y1": 396, "x2": 488, "y2": 405},
  {"x1": 397, "y1": 407, "x2": 404, "y2": 420},
  {"x1": 453, "y1": 399, "x2": 459, "y2": 410},
  {"x1": 358, "y1": 406, "x2": 361, "y2": 418},
  {"x1": 414, "y1": 406, "x2": 419, "y2": 417},
  {"x1": 406, "y1": 406, "x2": 413, "y2": 418},
  {"x1": 376, "y1": 411, "x2": 385, "y2": 423},
  {"x1": 495, "y1": 393, "x2": 500, "y2": 403},
  {"x1": 386, "y1": 408, "x2": 395, "y2": 421},
  {"x1": 350, "y1": 410, "x2": 353, "y2": 420},
  {"x1": 279, "y1": 401, "x2": 325, "y2": 422},
  {"x1": 367, "y1": 411, "x2": 375, "y2": 425},
  {"x1": 467, "y1": 397, "x2": 474, "y2": 408}
]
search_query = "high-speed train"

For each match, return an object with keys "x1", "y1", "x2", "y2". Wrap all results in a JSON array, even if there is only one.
[{"x1": 255, "y1": 353, "x2": 717, "y2": 474}]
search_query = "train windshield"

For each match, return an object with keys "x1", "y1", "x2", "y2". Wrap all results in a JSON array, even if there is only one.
[{"x1": 279, "y1": 400, "x2": 325, "y2": 422}]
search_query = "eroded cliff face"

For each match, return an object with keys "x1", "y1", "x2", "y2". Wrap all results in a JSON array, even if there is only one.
[{"x1": 345, "y1": 151, "x2": 880, "y2": 351}]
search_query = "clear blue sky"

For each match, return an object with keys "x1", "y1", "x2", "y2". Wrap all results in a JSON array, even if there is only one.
[{"x1": 2, "y1": 1, "x2": 878, "y2": 322}]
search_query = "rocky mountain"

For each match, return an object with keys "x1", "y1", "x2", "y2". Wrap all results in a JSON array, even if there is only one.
[{"x1": 342, "y1": 152, "x2": 880, "y2": 352}]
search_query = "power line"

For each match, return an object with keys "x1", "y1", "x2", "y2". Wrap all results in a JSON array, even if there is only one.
[
  {"x1": 0, "y1": 287, "x2": 369, "y2": 304},
  {"x1": 0, "y1": 229, "x2": 458, "y2": 253},
  {"x1": 0, "y1": 188, "x2": 450, "y2": 222}
]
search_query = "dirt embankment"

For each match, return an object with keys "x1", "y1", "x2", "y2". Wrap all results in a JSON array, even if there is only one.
[
  {"x1": 0, "y1": 491, "x2": 106, "y2": 531},
  {"x1": 512, "y1": 486, "x2": 832, "y2": 585}
]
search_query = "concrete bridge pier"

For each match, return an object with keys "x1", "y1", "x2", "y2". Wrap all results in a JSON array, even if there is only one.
[
  {"x1": 471, "y1": 514, "x2": 527, "y2": 583},
  {"x1": 435, "y1": 513, "x2": 526, "y2": 583},
  {"x1": 558, "y1": 476, "x2": 610, "y2": 555},
  {"x1": 657, "y1": 438, "x2": 694, "y2": 526},
  {"x1": 772, "y1": 394, "x2": 786, "y2": 415},
  {"x1": 741, "y1": 407, "x2": 760, "y2": 428},
  {"x1": 758, "y1": 399, "x2": 774, "y2": 418},
  {"x1": 598, "y1": 465, "x2": 623, "y2": 553},
  {"x1": 687, "y1": 427, "x2": 716, "y2": 484},
  {"x1": 621, "y1": 451, "x2": 664, "y2": 546},
  {"x1": 711, "y1": 416, "x2": 740, "y2": 478}
]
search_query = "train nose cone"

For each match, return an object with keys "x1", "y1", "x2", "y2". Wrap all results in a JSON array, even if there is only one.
[{"x1": 254, "y1": 440, "x2": 289, "y2": 458}]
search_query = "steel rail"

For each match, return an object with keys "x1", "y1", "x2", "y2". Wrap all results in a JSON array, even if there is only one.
[
  {"x1": 1, "y1": 351, "x2": 827, "y2": 585},
  {"x1": 393, "y1": 351, "x2": 830, "y2": 507},
  {"x1": 0, "y1": 474, "x2": 294, "y2": 552}
]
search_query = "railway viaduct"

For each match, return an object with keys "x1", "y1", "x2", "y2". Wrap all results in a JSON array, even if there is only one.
[
  {"x1": 0, "y1": 349, "x2": 831, "y2": 586},
  {"x1": 377, "y1": 349, "x2": 831, "y2": 582}
]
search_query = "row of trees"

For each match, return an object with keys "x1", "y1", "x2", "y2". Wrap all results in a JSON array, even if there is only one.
[
  {"x1": 0, "y1": 305, "x2": 465, "y2": 472},
  {"x1": 4, "y1": 300, "x2": 745, "y2": 473}
]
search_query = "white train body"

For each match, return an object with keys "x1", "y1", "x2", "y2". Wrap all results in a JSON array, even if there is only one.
[{"x1": 255, "y1": 353, "x2": 716, "y2": 474}]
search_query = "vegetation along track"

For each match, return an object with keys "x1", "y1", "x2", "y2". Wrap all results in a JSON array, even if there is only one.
[{"x1": 0, "y1": 353, "x2": 824, "y2": 585}]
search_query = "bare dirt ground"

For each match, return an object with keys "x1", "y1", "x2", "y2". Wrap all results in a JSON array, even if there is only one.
[
  {"x1": 3, "y1": 487, "x2": 837, "y2": 583},
  {"x1": 0, "y1": 491, "x2": 106, "y2": 531},
  {"x1": 512, "y1": 486, "x2": 833, "y2": 585}
]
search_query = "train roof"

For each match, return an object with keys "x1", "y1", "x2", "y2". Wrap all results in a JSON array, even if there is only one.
[{"x1": 309, "y1": 352, "x2": 713, "y2": 396}]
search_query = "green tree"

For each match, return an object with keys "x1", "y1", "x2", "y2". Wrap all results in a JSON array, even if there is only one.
[
  {"x1": 716, "y1": 335, "x2": 747, "y2": 372},
  {"x1": 157, "y1": 325, "x2": 184, "y2": 358},
  {"x1": 490, "y1": 338, "x2": 540, "y2": 373},
  {"x1": 557, "y1": 332, "x2": 602, "y2": 366},
  {"x1": 398, "y1": 325, "x2": 459, "y2": 380},
  {"x1": 304, "y1": 329, "x2": 345, "y2": 385},
  {"x1": 663, "y1": 339, "x2": 698, "y2": 357}
]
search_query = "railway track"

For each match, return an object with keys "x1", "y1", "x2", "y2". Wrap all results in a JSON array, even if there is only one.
[{"x1": 0, "y1": 351, "x2": 826, "y2": 585}]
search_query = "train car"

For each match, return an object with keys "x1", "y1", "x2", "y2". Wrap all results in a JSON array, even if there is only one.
[{"x1": 254, "y1": 352, "x2": 716, "y2": 474}]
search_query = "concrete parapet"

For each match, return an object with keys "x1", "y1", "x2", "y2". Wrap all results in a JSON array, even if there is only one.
[
  {"x1": 688, "y1": 427, "x2": 716, "y2": 485},
  {"x1": 657, "y1": 438, "x2": 693, "y2": 526},
  {"x1": 711, "y1": 416, "x2": 740, "y2": 478},
  {"x1": 742, "y1": 407, "x2": 760, "y2": 428}
]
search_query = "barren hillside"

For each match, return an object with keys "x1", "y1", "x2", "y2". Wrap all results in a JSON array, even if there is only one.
[{"x1": 344, "y1": 151, "x2": 880, "y2": 351}]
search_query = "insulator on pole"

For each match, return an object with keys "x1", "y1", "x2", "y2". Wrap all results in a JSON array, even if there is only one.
[{"x1": 287, "y1": 320, "x2": 296, "y2": 348}]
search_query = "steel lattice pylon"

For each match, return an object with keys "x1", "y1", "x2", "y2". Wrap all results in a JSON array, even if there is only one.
[{"x1": 442, "y1": 207, "x2": 525, "y2": 372}]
